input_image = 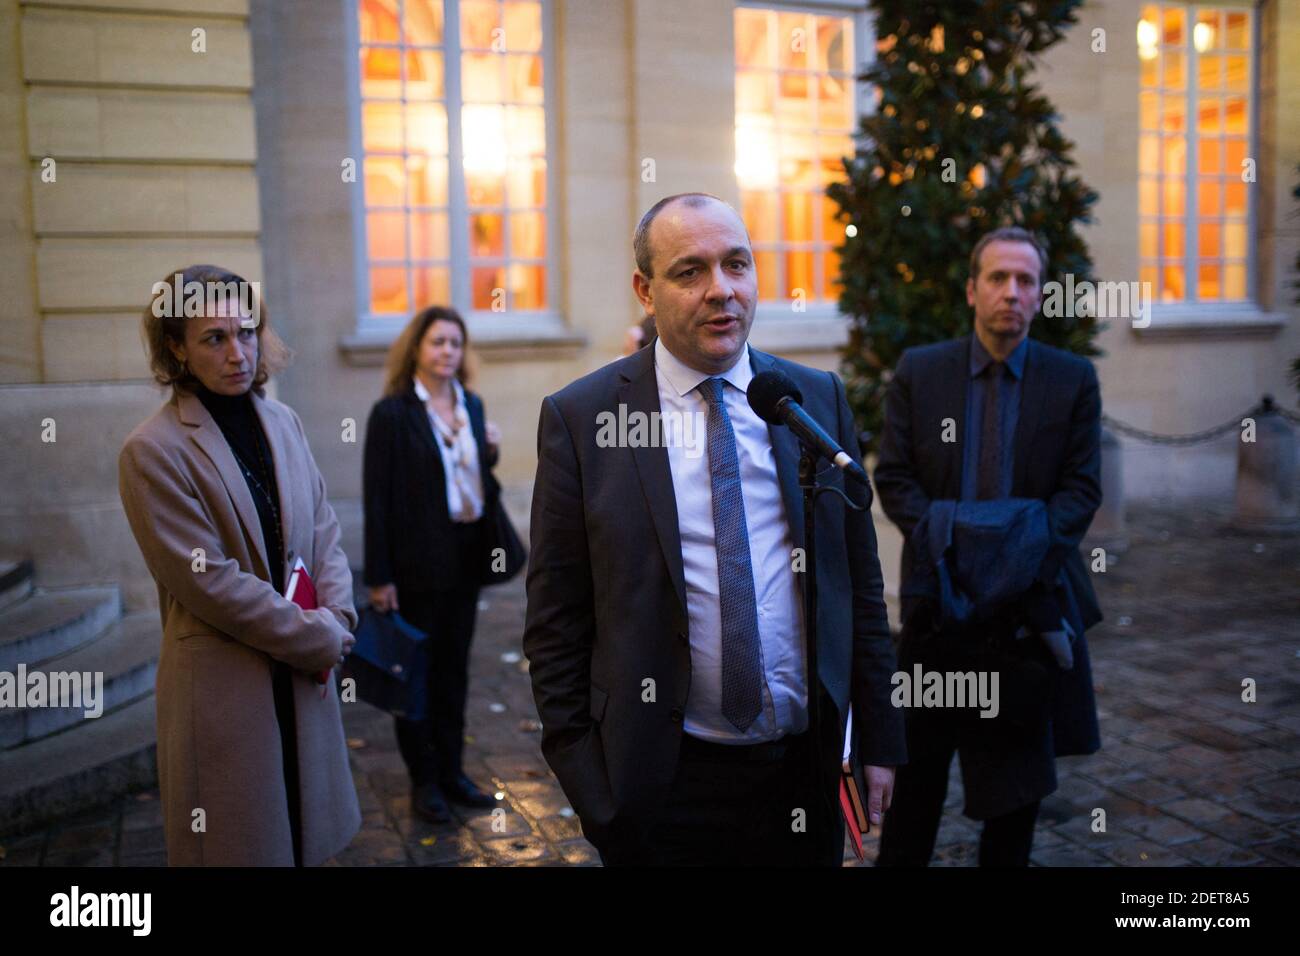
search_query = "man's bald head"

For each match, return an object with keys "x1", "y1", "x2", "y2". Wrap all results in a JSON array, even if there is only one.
[{"x1": 634, "y1": 193, "x2": 745, "y2": 278}]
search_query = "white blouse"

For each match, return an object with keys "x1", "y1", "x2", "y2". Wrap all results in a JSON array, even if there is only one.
[{"x1": 414, "y1": 377, "x2": 485, "y2": 523}]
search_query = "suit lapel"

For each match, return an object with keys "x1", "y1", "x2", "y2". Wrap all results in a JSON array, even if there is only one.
[
  {"x1": 1012, "y1": 339, "x2": 1048, "y2": 494},
  {"x1": 937, "y1": 337, "x2": 971, "y2": 497},
  {"x1": 619, "y1": 348, "x2": 687, "y2": 614},
  {"x1": 177, "y1": 389, "x2": 271, "y2": 579}
]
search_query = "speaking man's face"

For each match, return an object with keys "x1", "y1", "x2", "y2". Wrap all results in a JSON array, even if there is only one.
[
  {"x1": 632, "y1": 199, "x2": 757, "y2": 375},
  {"x1": 965, "y1": 239, "x2": 1042, "y2": 345}
]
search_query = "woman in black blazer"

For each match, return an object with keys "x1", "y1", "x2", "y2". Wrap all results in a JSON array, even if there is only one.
[{"x1": 363, "y1": 305, "x2": 501, "y2": 822}]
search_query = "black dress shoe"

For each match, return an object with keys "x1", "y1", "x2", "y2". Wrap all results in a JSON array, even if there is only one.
[
  {"x1": 438, "y1": 772, "x2": 496, "y2": 808},
  {"x1": 411, "y1": 782, "x2": 452, "y2": 824}
]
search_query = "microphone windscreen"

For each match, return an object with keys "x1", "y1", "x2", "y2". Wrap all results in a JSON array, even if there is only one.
[{"x1": 747, "y1": 370, "x2": 803, "y2": 424}]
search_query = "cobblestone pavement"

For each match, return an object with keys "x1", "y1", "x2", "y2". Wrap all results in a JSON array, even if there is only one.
[{"x1": 2, "y1": 505, "x2": 1296, "y2": 867}]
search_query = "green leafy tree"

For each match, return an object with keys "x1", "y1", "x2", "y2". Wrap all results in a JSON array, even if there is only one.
[{"x1": 828, "y1": 0, "x2": 1102, "y2": 448}]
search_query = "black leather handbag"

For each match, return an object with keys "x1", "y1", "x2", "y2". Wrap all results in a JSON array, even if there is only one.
[
  {"x1": 478, "y1": 499, "x2": 526, "y2": 586},
  {"x1": 341, "y1": 609, "x2": 430, "y2": 721}
]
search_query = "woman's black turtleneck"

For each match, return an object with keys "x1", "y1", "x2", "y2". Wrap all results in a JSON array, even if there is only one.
[
  {"x1": 195, "y1": 385, "x2": 285, "y2": 594},
  {"x1": 194, "y1": 383, "x2": 302, "y2": 866}
]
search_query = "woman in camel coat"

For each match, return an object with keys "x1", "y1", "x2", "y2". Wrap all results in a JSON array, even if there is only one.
[{"x1": 119, "y1": 264, "x2": 360, "y2": 866}]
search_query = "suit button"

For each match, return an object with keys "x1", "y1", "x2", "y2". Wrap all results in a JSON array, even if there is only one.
[
  {"x1": 677, "y1": 631, "x2": 688, "y2": 645},
  {"x1": 670, "y1": 708, "x2": 684, "y2": 723}
]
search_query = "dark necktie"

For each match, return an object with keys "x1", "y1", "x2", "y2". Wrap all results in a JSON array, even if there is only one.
[
  {"x1": 700, "y1": 377, "x2": 763, "y2": 732},
  {"x1": 976, "y1": 361, "x2": 1005, "y2": 501}
]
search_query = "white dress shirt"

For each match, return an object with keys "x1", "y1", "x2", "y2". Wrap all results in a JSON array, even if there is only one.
[
  {"x1": 414, "y1": 377, "x2": 484, "y2": 523},
  {"x1": 653, "y1": 337, "x2": 808, "y2": 744}
]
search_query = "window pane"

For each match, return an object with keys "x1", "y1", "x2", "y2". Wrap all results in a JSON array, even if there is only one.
[
  {"x1": 818, "y1": 74, "x2": 853, "y2": 131},
  {"x1": 1162, "y1": 135, "x2": 1185, "y2": 176},
  {"x1": 1162, "y1": 178, "x2": 1184, "y2": 216},
  {"x1": 411, "y1": 211, "x2": 450, "y2": 259},
  {"x1": 370, "y1": 266, "x2": 408, "y2": 313},
  {"x1": 1223, "y1": 221, "x2": 1247, "y2": 259},
  {"x1": 511, "y1": 211, "x2": 546, "y2": 258},
  {"x1": 1198, "y1": 222, "x2": 1220, "y2": 258},
  {"x1": 1164, "y1": 52, "x2": 1185, "y2": 90},
  {"x1": 1197, "y1": 263, "x2": 1220, "y2": 299},
  {"x1": 509, "y1": 263, "x2": 545, "y2": 309},
  {"x1": 470, "y1": 212, "x2": 505, "y2": 256},
  {"x1": 404, "y1": 0, "x2": 444, "y2": 46},
  {"x1": 506, "y1": 157, "x2": 546, "y2": 207},
  {"x1": 742, "y1": 191, "x2": 779, "y2": 243},
  {"x1": 471, "y1": 266, "x2": 505, "y2": 309},
  {"x1": 782, "y1": 192, "x2": 813, "y2": 243},
  {"x1": 367, "y1": 210, "x2": 406, "y2": 260},
  {"x1": 1224, "y1": 180, "x2": 1247, "y2": 216},
  {"x1": 778, "y1": 73, "x2": 812, "y2": 127},
  {"x1": 408, "y1": 154, "x2": 448, "y2": 205},
  {"x1": 1197, "y1": 54, "x2": 1222, "y2": 90},
  {"x1": 463, "y1": 53, "x2": 504, "y2": 102},
  {"x1": 1163, "y1": 222, "x2": 1185, "y2": 258},
  {"x1": 462, "y1": 104, "x2": 506, "y2": 171},
  {"x1": 778, "y1": 12, "x2": 809, "y2": 70},
  {"x1": 737, "y1": 71, "x2": 774, "y2": 116},
  {"x1": 1160, "y1": 97, "x2": 1184, "y2": 132},
  {"x1": 466, "y1": 169, "x2": 505, "y2": 205},
  {"x1": 817, "y1": 194, "x2": 842, "y2": 243},
  {"x1": 360, "y1": 0, "x2": 399, "y2": 44},
  {"x1": 506, "y1": 105, "x2": 546, "y2": 155},
  {"x1": 1225, "y1": 12, "x2": 1249, "y2": 49},
  {"x1": 785, "y1": 250, "x2": 814, "y2": 298},
  {"x1": 413, "y1": 266, "x2": 451, "y2": 307},
  {"x1": 1225, "y1": 55, "x2": 1248, "y2": 90},
  {"x1": 1223, "y1": 97, "x2": 1247, "y2": 134},
  {"x1": 1139, "y1": 221, "x2": 1157, "y2": 259},
  {"x1": 1162, "y1": 7, "x2": 1185, "y2": 46},
  {"x1": 1224, "y1": 138, "x2": 1247, "y2": 175},
  {"x1": 823, "y1": 247, "x2": 842, "y2": 300},
  {"x1": 736, "y1": 8, "x2": 773, "y2": 69},
  {"x1": 506, "y1": 54, "x2": 544, "y2": 103},
  {"x1": 1197, "y1": 179, "x2": 1220, "y2": 217},
  {"x1": 365, "y1": 155, "x2": 406, "y2": 206},
  {"x1": 1139, "y1": 91, "x2": 1159, "y2": 130},
  {"x1": 503, "y1": 1, "x2": 542, "y2": 52},
  {"x1": 406, "y1": 50, "x2": 445, "y2": 99},
  {"x1": 1161, "y1": 265, "x2": 1184, "y2": 301},
  {"x1": 1197, "y1": 138, "x2": 1221, "y2": 175},
  {"x1": 816, "y1": 15, "x2": 850, "y2": 72},
  {"x1": 461, "y1": 0, "x2": 501, "y2": 49},
  {"x1": 1224, "y1": 262, "x2": 1246, "y2": 299},
  {"x1": 361, "y1": 47, "x2": 402, "y2": 99},
  {"x1": 1196, "y1": 99, "x2": 1220, "y2": 134},
  {"x1": 363, "y1": 102, "x2": 403, "y2": 151},
  {"x1": 406, "y1": 102, "x2": 448, "y2": 154}
]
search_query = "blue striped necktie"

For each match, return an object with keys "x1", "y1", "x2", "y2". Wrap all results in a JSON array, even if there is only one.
[{"x1": 700, "y1": 377, "x2": 763, "y2": 732}]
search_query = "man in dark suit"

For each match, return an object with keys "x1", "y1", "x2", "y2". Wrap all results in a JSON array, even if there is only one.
[
  {"x1": 523, "y1": 193, "x2": 906, "y2": 865},
  {"x1": 873, "y1": 226, "x2": 1103, "y2": 867}
]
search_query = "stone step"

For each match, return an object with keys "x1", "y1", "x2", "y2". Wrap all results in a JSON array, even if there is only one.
[
  {"x1": 0, "y1": 612, "x2": 159, "y2": 749},
  {"x1": 0, "y1": 559, "x2": 34, "y2": 613},
  {"x1": 0, "y1": 587, "x2": 121, "y2": 671},
  {"x1": 0, "y1": 694, "x2": 157, "y2": 837}
]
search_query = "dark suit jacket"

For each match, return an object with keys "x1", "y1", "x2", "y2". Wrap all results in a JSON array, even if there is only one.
[
  {"x1": 363, "y1": 385, "x2": 500, "y2": 594},
  {"x1": 523, "y1": 343, "x2": 907, "y2": 851},
  {"x1": 874, "y1": 335, "x2": 1102, "y2": 815}
]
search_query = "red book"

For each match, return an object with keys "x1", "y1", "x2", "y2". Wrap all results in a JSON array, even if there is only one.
[
  {"x1": 840, "y1": 775, "x2": 865, "y2": 862},
  {"x1": 285, "y1": 555, "x2": 330, "y2": 688}
]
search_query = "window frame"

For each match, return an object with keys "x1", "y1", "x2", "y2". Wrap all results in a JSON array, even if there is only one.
[
  {"x1": 345, "y1": 0, "x2": 562, "y2": 340},
  {"x1": 1138, "y1": 1, "x2": 1259, "y2": 310},
  {"x1": 734, "y1": 0, "x2": 872, "y2": 332}
]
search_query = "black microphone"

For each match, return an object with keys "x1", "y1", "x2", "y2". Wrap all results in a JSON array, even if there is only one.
[{"x1": 747, "y1": 370, "x2": 870, "y2": 487}]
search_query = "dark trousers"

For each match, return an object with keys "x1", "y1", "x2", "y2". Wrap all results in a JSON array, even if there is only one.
[
  {"x1": 876, "y1": 723, "x2": 1041, "y2": 867},
  {"x1": 392, "y1": 582, "x2": 481, "y2": 786},
  {"x1": 599, "y1": 730, "x2": 844, "y2": 867}
]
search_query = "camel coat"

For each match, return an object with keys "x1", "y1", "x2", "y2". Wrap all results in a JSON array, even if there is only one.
[{"x1": 119, "y1": 387, "x2": 361, "y2": 866}]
